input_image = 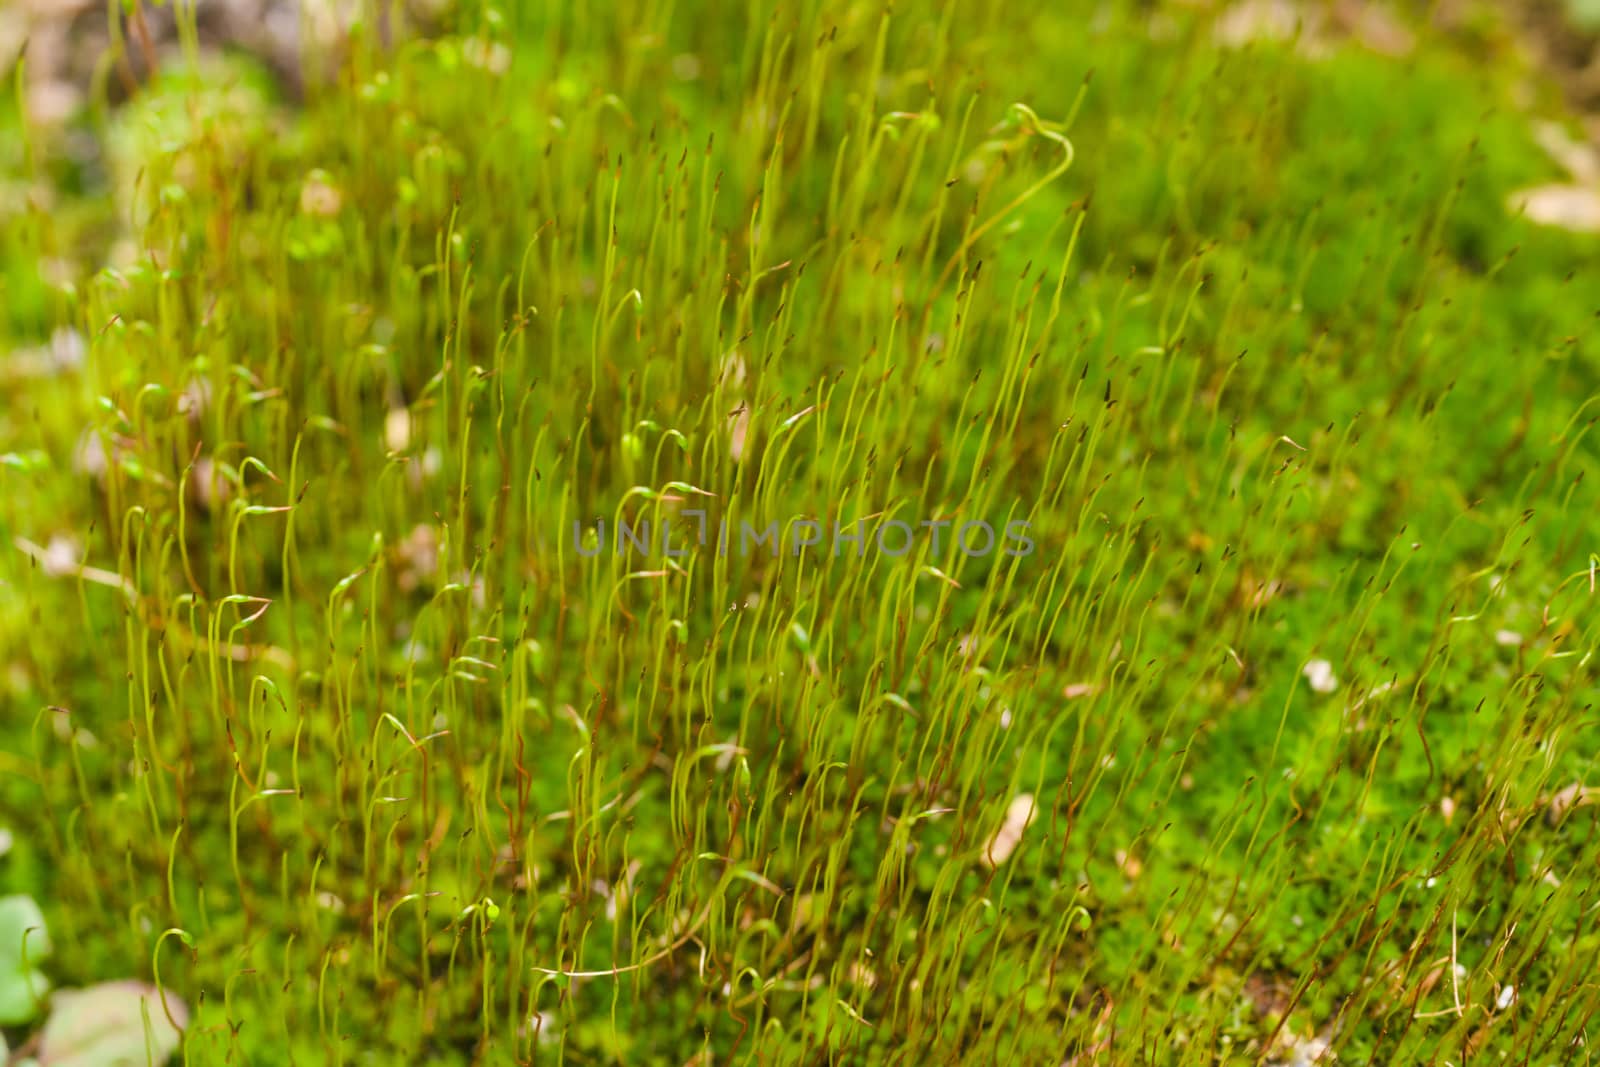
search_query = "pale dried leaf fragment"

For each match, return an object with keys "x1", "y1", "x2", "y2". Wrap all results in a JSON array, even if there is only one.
[
  {"x1": 719, "y1": 349, "x2": 748, "y2": 390},
  {"x1": 14, "y1": 536, "x2": 135, "y2": 597},
  {"x1": 297, "y1": 0, "x2": 363, "y2": 52},
  {"x1": 1548, "y1": 783, "x2": 1596, "y2": 825},
  {"x1": 848, "y1": 961, "x2": 878, "y2": 990},
  {"x1": 1334, "y1": 0, "x2": 1414, "y2": 55},
  {"x1": 1246, "y1": 576, "x2": 1285, "y2": 607},
  {"x1": 462, "y1": 36, "x2": 512, "y2": 75},
  {"x1": 1532, "y1": 120, "x2": 1600, "y2": 184},
  {"x1": 0, "y1": 328, "x2": 84, "y2": 383},
  {"x1": 394, "y1": 524, "x2": 440, "y2": 593},
  {"x1": 1215, "y1": 0, "x2": 1319, "y2": 46},
  {"x1": 386, "y1": 407, "x2": 413, "y2": 452},
  {"x1": 177, "y1": 379, "x2": 212, "y2": 420},
  {"x1": 729, "y1": 407, "x2": 751, "y2": 462},
  {"x1": 0, "y1": 9, "x2": 23, "y2": 79},
  {"x1": 188, "y1": 457, "x2": 232, "y2": 513},
  {"x1": 1115, "y1": 848, "x2": 1143, "y2": 880},
  {"x1": 1508, "y1": 184, "x2": 1600, "y2": 233},
  {"x1": 27, "y1": 80, "x2": 82, "y2": 125},
  {"x1": 722, "y1": 349, "x2": 752, "y2": 461},
  {"x1": 981, "y1": 793, "x2": 1035, "y2": 868}
]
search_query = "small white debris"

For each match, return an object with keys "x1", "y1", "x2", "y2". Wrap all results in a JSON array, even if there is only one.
[
  {"x1": 299, "y1": 170, "x2": 344, "y2": 217},
  {"x1": 1267, "y1": 1031, "x2": 1331, "y2": 1067},
  {"x1": 404, "y1": 445, "x2": 444, "y2": 490},
  {"x1": 39, "y1": 534, "x2": 80, "y2": 577},
  {"x1": 177, "y1": 378, "x2": 212, "y2": 419},
  {"x1": 462, "y1": 37, "x2": 512, "y2": 75},
  {"x1": 981, "y1": 793, "x2": 1035, "y2": 868},
  {"x1": 1303, "y1": 659, "x2": 1338, "y2": 694},
  {"x1": 525, "y1": 1010, "x2": 561, "y2": 1045},
  {"x1": 593, "y1": 878, "x2": 618, "y2": 921},
  {"x1": 1345, "y1": 678, "x2": 1394, "y2": 717},
  {"x1": 848, "y1": 961, "x2": 878, "y2": 989},
  {"x1": 385, "y1": 407, "x2": 412, "y2": 452},
  {"x1": 395, "y1": 524, "x2": 439, "y2": 592},
  {"x1": 74, "y1": 427, "x2": 109, "y2": 478}
]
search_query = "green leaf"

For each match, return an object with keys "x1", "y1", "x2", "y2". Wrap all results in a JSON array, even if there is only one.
[
  {"x1": 0, "y1": 968, "x2": 49, "y2": 1026},
  {"x1": 0, "y1": 895, "x2": 50, "y2": 1025},
  {"x1": 0, "y1": 896, "x2": 49, "y2": 959},
  {"x1": 38, "y1": 982, "x2": 188, "y2": 1066}
]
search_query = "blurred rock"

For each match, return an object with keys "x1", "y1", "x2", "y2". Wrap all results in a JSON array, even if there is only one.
[{"x1": 8, "y1": 0, "x2": 450, "y2": 127}]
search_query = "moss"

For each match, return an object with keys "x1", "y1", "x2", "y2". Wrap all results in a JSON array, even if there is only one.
[{"x1": 3, "y1": 0, "x2": 1600, "y2": 1062}]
